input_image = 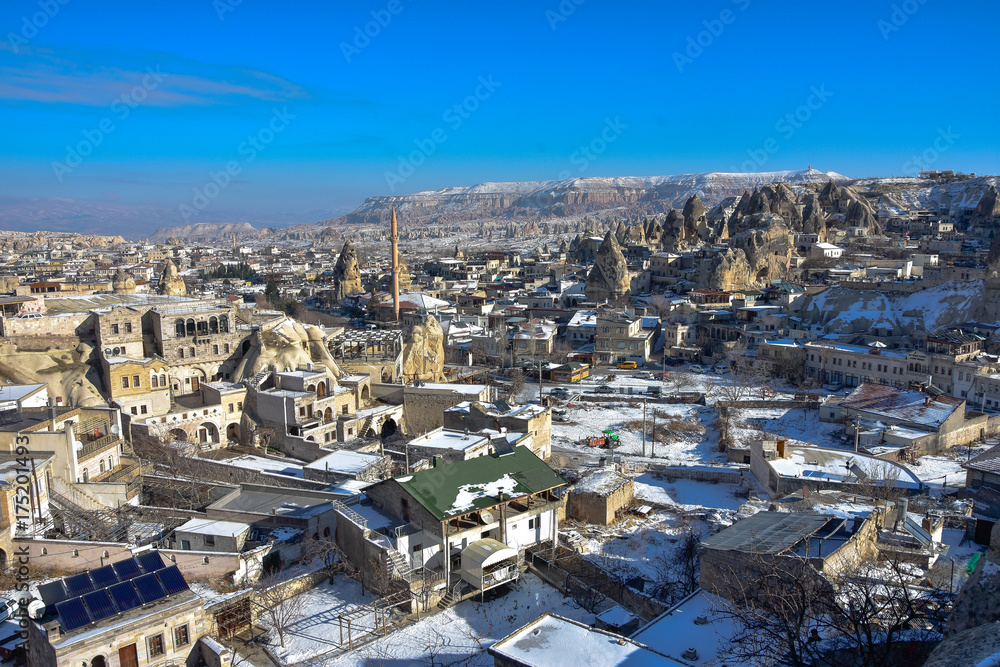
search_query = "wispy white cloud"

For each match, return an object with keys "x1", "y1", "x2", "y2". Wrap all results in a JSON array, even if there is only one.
[{"x1": 0, "y1": 44, "x2": 309, "y2": 106}]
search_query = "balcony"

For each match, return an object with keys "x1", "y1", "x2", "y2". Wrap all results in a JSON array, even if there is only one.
[
  {"x1": 79, "y1": 432, "x2": 123, "y2": 459},
  {"x1": 91, "y1": 456, "x2": 145, "y2": 484}
]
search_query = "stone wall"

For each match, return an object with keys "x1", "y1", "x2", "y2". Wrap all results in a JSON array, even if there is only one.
[
  {"x1": 566, "y1": 480, "x2": 634, "y2": 525},
  {"x1": 16, "y1": 538, "x2": 133, "y2": 574}
]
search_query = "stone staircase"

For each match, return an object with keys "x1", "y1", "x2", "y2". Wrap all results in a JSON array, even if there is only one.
[
  {"x1": 358, "y1": 415, "x2": 374, "y2": 438},
  {"x1": 438, "y1": 581, "x2": 470, "y2": 610},
  {"x1": 50, "y1": 477, "x2": 106, "y2": 513}
]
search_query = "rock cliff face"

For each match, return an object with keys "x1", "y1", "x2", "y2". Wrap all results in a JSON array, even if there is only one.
[
  {"x1": 971, "y1": 185, "x2": 1000, "y2": 229},
  {"x1": 585, "y1": 231, "x2": 631, "y2": 302},
  {"x1": 157, "y1": 260, "x2": 186, "y2": 297},
  {"x1": 112, "y1": 268, "x2": 136, "y2": 294},
  {"x1": 332, "y1": 241, "x2": 362, "y2": 302},
  {"x1": 400, "y1": 314, "x2": 445, "y2": 382},
  {"x1": 703, "y1": 215, "x2": 791, "y2": 291},
  {"x1": 978, "y1": 235, "x2": 1000, "y2": 324},
  {"x1": 0, "y1": 342, "x2": 106, "y2": 407}
]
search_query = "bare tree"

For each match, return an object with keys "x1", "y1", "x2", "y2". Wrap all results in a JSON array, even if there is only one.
[
  {"x1": 712, "y1": 542, "x2": 947, "y2": 667},
  {"x1": 507, "y1": 368, "x2": 526, "y2": 403},
  {"x1": 714, "y1": 337, "x2": 766, "y2": 404},
  {"x1": 254, "y1": 572, "x2": 308, "y2": 648}
]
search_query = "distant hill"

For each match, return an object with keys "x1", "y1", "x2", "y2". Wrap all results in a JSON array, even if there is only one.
[
  {"x1": 327, "y1": 169, "x2": 850, "y2": 226},
  {"x1": 149, "y1": 222, "x2": 261, "y2": 243}
]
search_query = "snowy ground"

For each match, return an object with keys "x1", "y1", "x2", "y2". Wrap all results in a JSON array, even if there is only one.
[
  {"x1": 261, "y1": 577, "x2": 379, "y2": 665},
  {"x1": 633, "y1": 475, "x2": 747, "y2": 511},
  {"x1": 297, "y1": 573, "x2": 594, "y2": 667},
  {"x1": 729, "y1": 405, "x2": 845, "y2": 449}
]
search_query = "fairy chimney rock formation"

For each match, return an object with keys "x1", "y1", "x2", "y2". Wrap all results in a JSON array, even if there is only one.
[
  {"x1": 157, "y1": 260, "x2": 187, "y2": 296},
  {"x1": 584, "y1": 231, "x2": 631, "y2": 303},
  {"x1": 401, "y1": 314, "x2": 445, "y2": 383},
  {"x1": 332, "y1": 241, "x2": 362, "y2": 302}
]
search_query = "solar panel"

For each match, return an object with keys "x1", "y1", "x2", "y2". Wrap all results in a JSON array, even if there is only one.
[
  {"x1": 137, "y1": 550, "x2": 165, "y2": 573},
  {"x1": 133, "y1": 573, "x2": 166, "y2": 604},
  {"x1": 113, "y1": 558, "x2": 142, "y2": 581},
  {"x1": 108, "y1": 581, "x2": 142, "y2": 612},
  {"x1": 90, "y1": 565, "x2": 119, "y2": 589},
  {"x1": 155, "y1": 565, "x2": 189, "y2": 596},
  {"x1": 64, "y1": 573, "x2": 95, "y2": 597},
  {"x1": 37, "y1": 581, "x2": 70, "y2": 607},
  {"x1": 55, "y1": 597, "x2": 92, "y2": 632},
  {"x1": 492, "y1": 399, "x2": 511, "y2": 413},
  {"x1": 82, "y1": 589, "x2": 118, "y2": 622},
  {"x1": 493, "y1": 438, "x2": 515, "y2": 456}
]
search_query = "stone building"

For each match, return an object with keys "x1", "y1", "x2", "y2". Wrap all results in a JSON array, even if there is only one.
[
  {"x1": 255, "y1": 366, "x2": 358, "y2": 447},
  {"x1": 443, "y1": 400, "x2": 552, "y2": 460},
  {"x1": 566, "y1": 469, "x2": 634, "y2": 525},
  {"x1": 594, "y1": 311, "x2": 654, "y2": 366},
  {"x1": 147, "y1": 301, "x2": 247, "y2": 394},
  {"x1": 28, "y1": 552, "x2": 212, "y2": 667}
]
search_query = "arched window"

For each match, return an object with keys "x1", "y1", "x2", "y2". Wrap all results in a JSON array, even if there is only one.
[
  {"x1": 160, "y1": 374, "x2": 167, "y2": 386},
  {"x1": 189, "y1": 347, "x2": 196, "y2": 358},
  {"x1": 209, "y1": 316, "x2": 219, "y2": 334},
  {"x1": 151, "y1": 374, "x2": 158, "y2": 388},
  {"x1": 186, "y1": 319, "x2": 196, "y2": 336},
  {"x1": 197, "y1": 320, "x2": 208, "y2": 335},
  {"x1": 220, "y1": 316, "x2": 229, "y2": 333},
  {"x1": 175, "y1": 319, "x2": 185, "y2": 337}
]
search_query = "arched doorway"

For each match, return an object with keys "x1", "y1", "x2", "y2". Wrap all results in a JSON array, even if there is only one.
[
  {"x1": 316, "y1": 382, "x2": 327, "y2": 398},
  {"x1": 241, "y1": 340, "x2": 252, "y2": 354},
  {"x1": 91, "y1": 656, "x2": 107, "y2": 667},
  {"x1": 226, "y1": 423, "x2": 240, "y2": 442},
  {"x1": 380, "y1": 418, "x2": 397, "y2": 439},
  {"x1": 169, "y1": 428, "x2": 189, "y2": 442},
  {"x1": 197, "y1": 422, "x2": 219, "y2": 444},
  {"x1": 324, "y1": 407, "x2": 333, "y2": 424},
  {"x1": 361, "y1": 385, "x2": 370, "y2": 401}
]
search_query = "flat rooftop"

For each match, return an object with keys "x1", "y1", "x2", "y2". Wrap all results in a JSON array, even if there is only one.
[
  {"x1": 632, "y1": 589, "x2": 735, "y2": 665},
  {"x1": 770, "y1": 444, "x2": 922, "y2": 489},
  {"x1": 304, "y1": 449, "x2": 384, "y2": 475},
  {"x1": 700, "y1": 511, "x2": 852, "y2": 556},
  {"x1": 208, "y1": 485, "x2": 340, "y2": 519},
  {"x1": 491, "y1": 612, "x2": 675, "y2": 666}
]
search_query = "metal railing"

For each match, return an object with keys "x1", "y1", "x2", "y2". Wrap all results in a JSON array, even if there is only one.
[{"x1": 79, "y1": 433, "x2": 122, "y2": 458}]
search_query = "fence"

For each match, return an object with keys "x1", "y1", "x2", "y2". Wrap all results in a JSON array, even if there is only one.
[{"x1": 526, "y1": 543, "x2": 669, "y2": 621}]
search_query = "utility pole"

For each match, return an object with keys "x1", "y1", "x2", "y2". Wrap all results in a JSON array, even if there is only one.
[
  {"x1": 642, "y1": 397, "x2": 647, "y2": 457},
  {"x1": 853, "y1": 416, "x2": 860, "y2": 453},
  {"x1": 651, "y1": 406, "x2": 656, "y2": 458},
  {"x1": 538, "y1": 359, "x2": 543, "y2": 404}
]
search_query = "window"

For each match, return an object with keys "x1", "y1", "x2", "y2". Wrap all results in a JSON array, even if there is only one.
[
  {"x1": 181, "y1": 540, "x2": 190, "y2": 550},
  {"x1": 174, "y1": 625, "x2": 190, "y2": 648},
  {"x1": 213, "y1": 345, "x2": 219, "y2": 355},
  {"x1": 122, "y1": 377, "x2": 130, "y2": 389},
  {"x1": 224, "y1": 343, "x2": 231, "y2": 353},
  {"x1": 132, "y1": 375, "x2": 140, "y2": 388},
  {"x1": 148, "y1": 634, "x2": 165, "y2": 657},
  {"x1": 204, "y1": 535, "x2": 215, "y2": 547},
  {"x1": 99, "y1": 460, "x2": 105, "y2": 473},
  {"x1": 160, "y1": 374, "x2": 167, "y2": 386},
  {"x1": 151, "y1": 375, "x2": 158, "y2": 388},
  {"x1": 140, "y1": 405, "x2": 147, "y2": 414},
  {"x1": 189, "y1": 347, "x2": 196, "y2": 357},
  {"x1": 528, "y1": 518, "x2": 536, "y2": 529},
  {"x1": 130, "y1": 406, "x2": 137, "y2": 415},
  {"x1": 179, "y1": 348, "x2": 185, "y2": 359},
  {"x1": 228, "y1": 403, "x2": 234, "y2": 412},
  {"x1": 111, "y1": 323, "x2": 119, "y2": 335},
  {"x1": 237, "y1": 402, "x2": 242, "y2": 411},
  {"x1": 124, "y1": 322, "x2": 132, "y2": 333}
]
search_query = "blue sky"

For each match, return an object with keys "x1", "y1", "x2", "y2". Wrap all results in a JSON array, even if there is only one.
[{"x1": 0, "y1": 0, "x2": 997, "y2": 229}]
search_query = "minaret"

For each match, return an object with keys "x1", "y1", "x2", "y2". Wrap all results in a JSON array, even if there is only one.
[{"x1": 391, "y1": 207, "x2": 400, "y2": 323}]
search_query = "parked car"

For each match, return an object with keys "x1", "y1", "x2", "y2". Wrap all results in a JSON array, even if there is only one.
[
  {"x1": 822, "y1": 382, "x2": 844, "y2": 392},
  {"x1": 0, "y1": 598, "x2": 15, "y2": 622},
  {"x1": 15, "y1": 312, "x2": 41, "y2": 319},
  {"x1": 645, "y1": 386, "x2": 662, "y2": 397},
  {"x1": 689, "y1": 365, "x2": 707, "y2": 374},
  {"x1": 595, "y1": 385, "x2": 615, "y2": 393},
  {"x1": 617, "y1": 361, "x2": 638, "y2": 370},
  {"x1": 630, "y1": 371, "x2": 653, "y2": 379},
  {"x1": 550, "y1": 387, "x2": 572, "y2": 399}
]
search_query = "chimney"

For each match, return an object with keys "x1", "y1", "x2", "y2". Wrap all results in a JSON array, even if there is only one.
[
  {"x1": 391, "y1": 207, "x2": 400, "y2": 324},
  {"x1": 48, "y1": 398, "x2": 56, "y2": 425}
]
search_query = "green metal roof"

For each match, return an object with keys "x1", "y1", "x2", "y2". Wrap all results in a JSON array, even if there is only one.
[{"x1": 390, "y1": 446, "x2": 567, "y2": 521}]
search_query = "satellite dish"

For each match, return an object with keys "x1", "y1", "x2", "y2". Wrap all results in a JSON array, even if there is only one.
[
  {"x1": 110, "y1": 424, "x2": 120, "y2": 435},
  {"x1": 27, "y1": 599, "x2": 45, "y2": 620},
  {"x1": 73, "y1": 440, "x2": 83, "y2": 451},
  {"x1": 480, "y1": 510, "x2": 495, "y2": 524}
]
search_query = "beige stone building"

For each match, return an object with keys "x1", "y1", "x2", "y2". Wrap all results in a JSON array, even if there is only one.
[
  {"x1": 595, "y1": 311, "x2": 653, "y2": 366},
  {"x1": 29, "y1": 552, "x2": 215, "y2": 667}
]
